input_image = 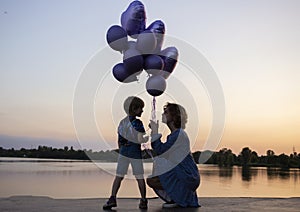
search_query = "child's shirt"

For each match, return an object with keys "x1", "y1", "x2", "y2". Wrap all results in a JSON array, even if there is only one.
[
  {"x1": 118, "y1": 116, "x2": 145, "y2": 146},
  {"x1": 118, "y1": 116, "x2": 146, "y2": 159}
]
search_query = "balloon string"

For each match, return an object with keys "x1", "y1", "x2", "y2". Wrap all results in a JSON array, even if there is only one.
[
  {"x1": 142, "y1": 143, "x2": 154, "y2": 159},
  {"x1": 141, "y1": 96, "x2": 157, "y2": 160},
  {"x1": 151, "y1": 96, "x2": 156, "y2": 121}
]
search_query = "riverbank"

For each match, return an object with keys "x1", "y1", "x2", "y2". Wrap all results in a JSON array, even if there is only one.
[{"x1": 0, "y1": 196, "x2": 299, "y2": 211}]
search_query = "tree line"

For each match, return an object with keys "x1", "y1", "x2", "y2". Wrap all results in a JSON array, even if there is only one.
[
  {"x1": 194, "y1": 147, "x2": 300, "y2": 169},
  {"x1": 0, "y1": 146, "x2": 299, "y2": 168}
]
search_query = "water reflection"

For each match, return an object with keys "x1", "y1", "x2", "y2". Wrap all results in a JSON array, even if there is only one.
[
  {"x1": 218, "y1": 167, "x2": 233, "y2": 178},
  {"x1": 1, "y1": 158, "x2": 300, "y2": 198},
  {"x1": 241, "y1": 166, "x2": 251, "y2": 181},
  {"x1": 267, "y1": 167, "x2": 290, "y2": 179},
  {"x1": 238, "y1": 166, "x2": 259, "y2": 181}
]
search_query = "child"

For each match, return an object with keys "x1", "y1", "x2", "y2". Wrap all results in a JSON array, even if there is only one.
[{"x1": 103, "y1": 96, "x2": 148, "y2": 210}]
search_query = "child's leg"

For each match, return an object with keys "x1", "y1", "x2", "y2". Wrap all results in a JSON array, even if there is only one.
[
  {"x1": 132, "y1": 158, "x2": 146, "y2": 199},
  {"x1": 113, "y1": 154, "x2": 129, "y2": 196},
  {"x1": 103, "y1": 176, "x2": 123, "y2": 209},
  {"x1": 136, "y1": 177, "x2": 148, "y2": 209},
  {"x1": 136, "y1": 177, "x2": 146, "y2": 199},
  {"x1": 111, "y1": 176, "x2": 124, "y2": 196}
]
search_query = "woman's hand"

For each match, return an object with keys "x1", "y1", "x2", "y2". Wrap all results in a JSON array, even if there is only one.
[{"x1": 149, "y1": 120, "x2": 159, "y2": 135}]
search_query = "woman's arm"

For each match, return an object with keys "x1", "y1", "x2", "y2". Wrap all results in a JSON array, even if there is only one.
[
  {"x1": 151, "y1": 133, "x2": 177, "y2": 155},
  {"x1": 149, "y1": 120, "x2": 179, "y2": 154}
]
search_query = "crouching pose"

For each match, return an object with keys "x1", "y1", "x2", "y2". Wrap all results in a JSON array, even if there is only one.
[{"x1": 147, "y1": 103, "x2": 200, "y2": 208}]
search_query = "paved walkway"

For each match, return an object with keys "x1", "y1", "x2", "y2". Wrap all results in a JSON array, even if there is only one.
[{"x1": 0, "y1": 196, "x2": 299, "y2": 211}]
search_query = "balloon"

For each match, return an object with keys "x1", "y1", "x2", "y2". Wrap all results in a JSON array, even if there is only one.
[
  {"x1": 144, "y1": 54, "x2": 164, "y2": 75},
  {"x1": 121, "y1": 1, "x2": 146, "y2": 38},
  {"x1": 146, "y1": 75, "x2": 166, "y2": 96},
  {"x1": 106, "y1": 25, "x2": 128, "y2": 52},
  {"x1": 136, "y1": 30, "x2": 157, "y2": 54},
  {"x1": 159, "y1": 47, "x2": 179, "y2": 79},
  {"x1": 126, "y1": 40, "x2": 137, "y2": 50},
  {"x1": 146, "y1": 20, "x2": 165, "y2": 53},
  {"x1": 123, "y1": 48, "x2": 144, "y2": 74},
  {"x1": 112, "y1": 63, "x2": 138, "y2": 83}
]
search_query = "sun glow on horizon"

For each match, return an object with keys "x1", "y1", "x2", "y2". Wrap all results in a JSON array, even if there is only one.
[{"x1": 0, "y1": 0, "x2": 299, "y2": 156}]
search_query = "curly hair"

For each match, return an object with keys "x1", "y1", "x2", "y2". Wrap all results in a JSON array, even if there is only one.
[
  {"x1": 123, "y1": 96, "x2": 144, "y2": 115},
  {"x1": 164, "y1": 102, "x2": 188, "y2": 129}
]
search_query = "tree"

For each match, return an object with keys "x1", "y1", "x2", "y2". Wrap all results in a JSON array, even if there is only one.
[
  {"x1": 278, "y1": 153, "x2": 289, "y2": 168},
  {"x1": 200, "y1": 150, "x2": 216, "y2": 164},
  {"x1": 250, "y1": 151, "x2": 259, "y2": 164},
  {"x1": 240, "y1": 147, "x2": 252, "y2": 166},
  {"x1": 217, "y1": 148, "x2": 234, "y2": 167},
  {"x1": 267, "y1": 149, "x2": 275, "y2": 156},
  {"x1": 192, "y1": 151, "x2": 201, "y2": 163},
  {"x1": 266, "y1": 149, "x2": 276, "y2": 165}
]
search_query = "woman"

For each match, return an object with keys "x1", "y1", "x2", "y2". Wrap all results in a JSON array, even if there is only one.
[{"x1": 147, "y1": 103, "x2": 200, "y2": 208}]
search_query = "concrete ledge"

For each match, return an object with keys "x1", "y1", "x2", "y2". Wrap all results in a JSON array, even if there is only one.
[{"x1": 0, "y1": 196, "x2": 299, "y2": 211}]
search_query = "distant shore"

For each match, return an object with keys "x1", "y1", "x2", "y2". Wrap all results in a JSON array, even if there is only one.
[
  {"x1": 1, "y1": 146, "x2": 300, "y2": 168},
  {"x1": 1, "y1": 196, "x2": 299, "y2": 211}
]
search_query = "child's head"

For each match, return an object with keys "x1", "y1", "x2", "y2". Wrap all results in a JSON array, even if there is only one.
[
  {"x1": 163, "y1": 103, "x2": 188, "y2": 129},
  {"x1": 123, "y1": 96, "x2": 144, "y2": 116}
]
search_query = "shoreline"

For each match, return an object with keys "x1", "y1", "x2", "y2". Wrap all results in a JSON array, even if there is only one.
[
  {"x1": 1, "y1": 156, "x2": 299, "y2": 170},
  {"x1": 1, "y1": 196, "x2": 299, "y2": 211}
]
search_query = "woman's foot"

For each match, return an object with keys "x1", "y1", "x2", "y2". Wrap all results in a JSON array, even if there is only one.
[{"x1": 162, "y1": 200, "x2": 179, "y2": 208}]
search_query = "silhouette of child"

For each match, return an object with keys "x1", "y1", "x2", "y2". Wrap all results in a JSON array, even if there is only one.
[{"x1": 103, "y1": 96, "x2": 148, "y2": 210}]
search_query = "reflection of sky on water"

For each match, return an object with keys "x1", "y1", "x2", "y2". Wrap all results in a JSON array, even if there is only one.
[{"x1": 0, "y1": 159, "x2": 299, "y2": 198}]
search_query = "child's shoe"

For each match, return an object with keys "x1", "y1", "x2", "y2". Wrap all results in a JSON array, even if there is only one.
[
  {"x1": 103, "y1": 196, "x2": 117, "y2": 210},
  {"x1": 139, "y1": 198, "x2": 148, "y2": 209}
]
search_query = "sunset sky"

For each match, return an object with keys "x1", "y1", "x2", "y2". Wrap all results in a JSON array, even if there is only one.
[{"x1": 1, "y1": 0, "x2": 299, "y2": 156}]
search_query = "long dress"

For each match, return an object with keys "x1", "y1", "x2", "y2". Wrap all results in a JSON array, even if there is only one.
[{"x1": 151, "y1": 129, "x2": 200, "y2": 207}]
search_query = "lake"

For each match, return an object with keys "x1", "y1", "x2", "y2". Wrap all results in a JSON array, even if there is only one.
[{"x1": 0, "y1": 157, "x2": 299, "y2": 199}]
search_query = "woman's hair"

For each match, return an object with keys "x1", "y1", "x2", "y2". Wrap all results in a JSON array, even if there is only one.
[
  {"x1": 123, "y1": 96, "x2": 144, "y2": 115},
  {"x1": 164, "y1": 102, "x2": 188, "y2": 129}
]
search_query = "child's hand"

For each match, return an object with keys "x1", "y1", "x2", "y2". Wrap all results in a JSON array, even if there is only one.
[
  {"x1": 138, "y1": 133, "x2": 148, "y2": 144},
  {"x1": 143, "y1": 135, "x2": 149, "y2": 143}
]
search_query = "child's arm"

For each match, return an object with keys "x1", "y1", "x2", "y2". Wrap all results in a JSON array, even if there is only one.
[{"x1": 137, "y1": 132, "x2": 149, "y2": 143}]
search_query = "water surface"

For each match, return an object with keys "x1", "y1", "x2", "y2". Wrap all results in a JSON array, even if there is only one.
[{"x1": 0, "y1": 157, "x2": 299, "y2": 198}]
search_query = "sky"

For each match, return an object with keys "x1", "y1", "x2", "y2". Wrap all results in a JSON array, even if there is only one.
[{"x1": 0, "y1": 0, "x2": 300, "y2": 156}]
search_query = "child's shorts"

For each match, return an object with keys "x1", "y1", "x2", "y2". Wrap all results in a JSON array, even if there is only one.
[{"x1": 116, "y1": 154, "x2": 144, "y2": 176}]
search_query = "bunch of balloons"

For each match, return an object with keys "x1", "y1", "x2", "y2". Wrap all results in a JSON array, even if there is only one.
[{"x1": 106, "y1": 0, "x2": 178, "y2": 97}]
